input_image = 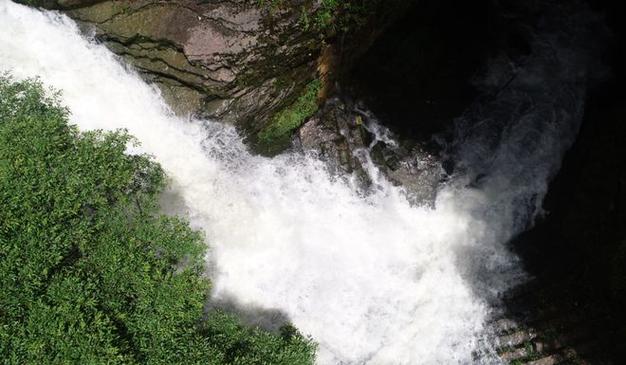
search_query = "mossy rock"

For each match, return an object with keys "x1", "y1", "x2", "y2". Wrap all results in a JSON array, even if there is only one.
[{"x1": 256, "y1": 79, "x2": 321, "y2": 154}]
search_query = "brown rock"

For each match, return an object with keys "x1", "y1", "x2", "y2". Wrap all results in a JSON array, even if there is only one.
[{"x1": 21, "y1": 0, "x2": 322, "y2": 137}]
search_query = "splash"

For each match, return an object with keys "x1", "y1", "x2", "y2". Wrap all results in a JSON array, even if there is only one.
[{"x1": 0, "y1": 1, "x2": 594, "y2": 363}]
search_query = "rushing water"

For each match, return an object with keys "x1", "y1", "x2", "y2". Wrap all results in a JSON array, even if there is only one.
[{"x1": 0, "y1": 1, "x2": 597, "y2": 363}]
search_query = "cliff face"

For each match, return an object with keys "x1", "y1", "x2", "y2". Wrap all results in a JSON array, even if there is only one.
[
  {"x1": 22, "y1": 0, "x2": 323, "y2": 147},
  {"x1": 20, "y1": 0, "x2": 421, "y2": 153},
  {"x1": 20, "y1": 0, "x2": 428, "y2": 155}
]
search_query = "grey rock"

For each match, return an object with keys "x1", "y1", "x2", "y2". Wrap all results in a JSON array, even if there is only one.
[{"x1": 297, "y1": 97, "x2": 444, "y2": 206}]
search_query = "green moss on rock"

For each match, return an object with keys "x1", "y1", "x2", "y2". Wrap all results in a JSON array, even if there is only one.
[{"x1": 257, "y1": 79, "x2": 321, "y2": 154}]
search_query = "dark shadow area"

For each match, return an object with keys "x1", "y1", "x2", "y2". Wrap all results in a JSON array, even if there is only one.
[
  {"x1": 509, "y1": 0, "x2": 626, "y2": 362},
  {"x1": 344, "y1": 0, "x2": 535, "y2": 142},
  {"x1": 346, "y1": 0, "x2": 626, "y2": 362}
]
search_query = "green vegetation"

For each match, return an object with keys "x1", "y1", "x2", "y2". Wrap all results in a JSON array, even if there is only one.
[
  {"x1": 257, "y1": 0, "x2": 380, "y2": 33},
  {"x1": 313, "y1": 0, "x2": 340, "y2": 30},
  {"x1": 313, "y1": 0, "x2": 408, "y2": 34},
  {"x1": 257, "y1": 79, "x2": 320, "y2": 154},
  {"x1": 0, "y1": 75, "x2": 315, "y2": 364}
]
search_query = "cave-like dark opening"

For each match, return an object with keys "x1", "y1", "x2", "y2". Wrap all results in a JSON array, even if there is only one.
[{"x1": 344, "y1": 0, "x2": 533, "y2": 141}]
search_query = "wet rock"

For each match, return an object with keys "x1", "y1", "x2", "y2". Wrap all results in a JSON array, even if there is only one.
[
  {"x1": 21, "y1": 0, "x2": 322, "y2": 137},
  {"x1": 297, "y1": 97, "x2": 445, "y2": 205},
  {"x1": 297, "y1": 97, "x2": 365, "y2": 175}
]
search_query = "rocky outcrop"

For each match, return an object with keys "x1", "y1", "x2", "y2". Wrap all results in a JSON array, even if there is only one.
[
  {"x1": 484, "y1": 280, "x2": 614, "y2": 365},
  {"x1": 22, "y1": 0, "x2": 324, "y2": 146},
  {"x1": 20, "y1": 0, "x2": 424, "y2": 154},
  {"x1": 297, "y1": 97, "x2": 444, "y2": 205}
]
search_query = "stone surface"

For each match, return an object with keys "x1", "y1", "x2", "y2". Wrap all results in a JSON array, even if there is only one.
[
  {"x1": 22, "y1": 0, "x2": 323, "y2": 138},
  {"x1": 297, "y1": 97, "x2": 444, "y2": 206},
  {"x1": 484, "y1": 279, "x2": 615, "y2": 365}
]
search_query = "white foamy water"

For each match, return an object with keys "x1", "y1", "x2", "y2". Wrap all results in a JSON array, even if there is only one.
[{"x1": 0, "y1": 1, "x2": 594, "y2": 363}]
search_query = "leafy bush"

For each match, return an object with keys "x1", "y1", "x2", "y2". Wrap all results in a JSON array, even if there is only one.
[{"x1": 0, "y1": 75, "x2": 315, "y2": 364}]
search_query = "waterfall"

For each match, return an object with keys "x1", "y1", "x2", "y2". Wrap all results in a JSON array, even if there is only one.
[{"x1": 0, "y1": 1, "x2": 596, "y2": 363}]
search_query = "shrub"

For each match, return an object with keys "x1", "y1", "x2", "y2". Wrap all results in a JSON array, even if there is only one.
[{"x1": 0, "y1": 75, "x2": 315, "y2": 364}]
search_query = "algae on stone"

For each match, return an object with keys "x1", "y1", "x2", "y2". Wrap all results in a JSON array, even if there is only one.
[{"x1": 257, "y1": 78, "x2": 321, "y2": 153}]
